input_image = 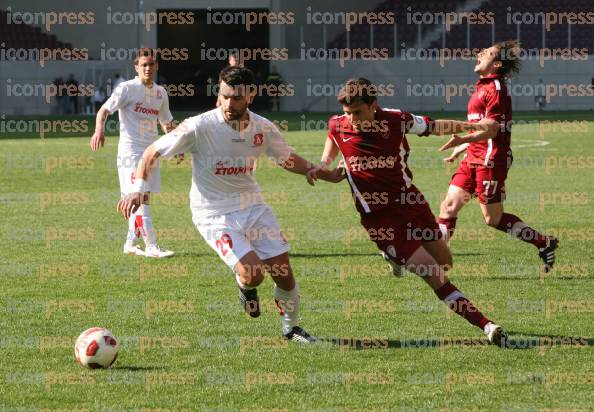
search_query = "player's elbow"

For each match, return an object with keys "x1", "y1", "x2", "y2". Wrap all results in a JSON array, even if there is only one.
[{"x1": 97, "y1": 107, "x2": 109, "y2": 120}]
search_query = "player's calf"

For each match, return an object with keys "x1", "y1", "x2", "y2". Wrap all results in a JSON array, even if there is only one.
[
  {"x1": 406, "y1": 246, "x2": 506, "y2": 346},
  {"x1": 262, "y1": 253, "x2": 304, "y2": 337},
  {"x1": 421, "y1": 239, "x2": 453, "y2": 271},
  {"x1": 438, "y1": 187, "x2": 470, "y2": 241},
  {"x1": 234, "y1": 252, "x2": 266, "y2": 318}
]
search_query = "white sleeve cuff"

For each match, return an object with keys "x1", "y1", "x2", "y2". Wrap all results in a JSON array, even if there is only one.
[
  {"x1": 408, "y1": 114, "x2": 428, "y2": 135},
  {"x1": 131, "y1": 178, "x2": 148, "y2": 193}
]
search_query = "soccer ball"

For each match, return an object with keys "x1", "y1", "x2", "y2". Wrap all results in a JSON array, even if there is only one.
[{"x1": 74, "y1": 327, "x2": 119, "y2": 369}]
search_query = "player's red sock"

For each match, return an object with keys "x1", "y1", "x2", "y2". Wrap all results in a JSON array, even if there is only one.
[
  {"x1": 438, "y1": 217, "x2": 457, "y2": 241},
  {"x1": 495, "y1": 213, "x2": 547, "y2": 248},
  {"x1": 434, "y1": 281, "x2": 490, "y2": 329},
  {"x1": 134, "y1": 215, "x2": 144, "y2": 238}
]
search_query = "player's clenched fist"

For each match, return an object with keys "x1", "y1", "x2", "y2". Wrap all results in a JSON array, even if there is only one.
[{"x1": 116, "y1": 192, "x2": 143, "y2": 219}]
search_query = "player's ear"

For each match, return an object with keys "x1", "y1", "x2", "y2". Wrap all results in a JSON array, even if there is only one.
[
  {"x1": 246, "y1": 85, "x2": 257, "y2": 104},
  {"x1": 371, "y1": 100, "x2": 379, "y2": 110}
]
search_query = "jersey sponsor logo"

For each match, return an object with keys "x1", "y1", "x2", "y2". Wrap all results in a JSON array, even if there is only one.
[
  {"x1": 156, "y1": 89, "x2": 163, "y2": 99},
  {"x1": 214, "y1": 161, "x2": 255, "y2": 175},
  {"x1": 467, "y1": 113, "x2": 483, "y2": 121},
  {"x1": 348, "y1": 155, "x2": 397, "y2": 172},
  {"x1": 342, "y1": 136, "x2": 355, "y2": 142},
  {"x1": 252, "y1": 133, "x2": 264, "y2": 146},
  {"x1": 134, "y1": 102, "x2": 160, "y2": 116}
]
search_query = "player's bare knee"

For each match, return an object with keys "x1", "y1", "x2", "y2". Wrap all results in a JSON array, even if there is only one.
[
  {"x1": 241, "y1": 270, "x2": 264, "y2": 287},
  {"x1": 440, "y1": 198, "x2": 459, "y2": 218},
  {"x1": 237, "y1": 264, "x2": 265, "y2": 287}
]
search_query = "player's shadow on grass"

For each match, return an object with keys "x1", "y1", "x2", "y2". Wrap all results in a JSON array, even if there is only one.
[
  {"x1": 290, "y1": 252, "x2": 381, "y2": 258},
  {"x1": 320, "y1": 333, "x2": 594, "y2": 350},
  {"x1": 112, "y1": 365, "x2": 164, "y2": 371},
  {"x1": 319, "y1": 337, "x2": 493, "y2": 350},
  {"x1": 506, "y1": 331, "x2": 594, "y2": 348}
]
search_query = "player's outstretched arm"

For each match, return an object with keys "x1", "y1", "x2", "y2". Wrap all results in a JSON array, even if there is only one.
[
  {"x1": 160, "y1": 121, "x2": 184, "y2": 163},
  {"x1": 439, "y1": 119, "x2": 499, "y2": 151},
  {"x1": 90, "y1": 107, "x2": 110, "y2": 151},
  {"x1": 281, "y1": 152, "x2": 345, "y2": 186},
  {"x1": 116, "y1": 144, "x2": 161, "y2": 219},
  {"x1": 305, "y1": 137, "x2": 344, "y2": 185},
  {"x1": 160, "y1": 121, "x2": 175, "y2": 134},
  {"x1": 444, "y1": 143, "x2": 469, "y2": 163},
  {"x1": 431, "y1": 119, "x2": 490, "y2": 136},
  {"x1": 117, "y1": 117, "x2": 198, "y2": 218}
]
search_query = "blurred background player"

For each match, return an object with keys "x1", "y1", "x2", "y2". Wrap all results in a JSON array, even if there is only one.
[
  {"x1": 216, "y1": 52, "x2": 244, "y2": 108},
  {"x1": 437, "y1": 41, "x2": 558, "y2": 272},
  {"x1": 265, "y1": 65, "x2": 282, "y2": 112},
  {"x1": 117, "y1": 66, "x2": 342, "y2": 342},
  {"x1": 307, "y1": 78, "x2": 508, "y2": 347},
  {"x1": 90, "y1": 49, "x2": 176, "y2": 258}
]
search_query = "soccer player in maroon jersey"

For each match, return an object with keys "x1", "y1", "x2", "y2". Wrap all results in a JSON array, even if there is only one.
[
  {"x1": 307, "y1": 78, "x2": 508, "y2": 347},
  {"x1": 437, "y1": 40, "x2": 558, "y2": 272}
]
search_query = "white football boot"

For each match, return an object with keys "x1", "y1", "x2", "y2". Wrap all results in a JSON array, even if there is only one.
[
  {"x1": 381, "y1": 251, "x2": 403, "y2": 277},
  {"x1": 143, "y1": 244, "x2": 175, "y2": 258},
  {"x1": 123, "y1": 240, "x2": 145, "y2": 256},
  {"x1": 484, "y1": 322, "x2": 508, "y2": 348}
]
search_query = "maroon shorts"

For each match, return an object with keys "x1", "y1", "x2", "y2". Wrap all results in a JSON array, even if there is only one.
[
  {"x1": 360, "y1": 190, "x2": 439, "y2": 265},
  {"x1": 450, "y1": 161, "x2": 510, "y2": 204}
]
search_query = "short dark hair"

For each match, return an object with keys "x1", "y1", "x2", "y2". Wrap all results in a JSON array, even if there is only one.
[
  {"x1": 495, "y1": 40, "x2": 521, "y2": 77},
  {"x1": 134, "y1": 48, "x2": 157, "y2": 65},
  {"x1": 219, "y1": 65, "x2": 255, "y2": 87},
  {"x1": 337, "y1": 78, "x2": 378, "y2": 106}
]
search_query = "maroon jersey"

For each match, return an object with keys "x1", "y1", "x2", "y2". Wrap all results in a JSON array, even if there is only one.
[
  {"x1": 328, "y1": 108, "x2": 431, "y2": 215},
  {"x1": 465, "y1": 74, "x2": 512, "y2": 166}
]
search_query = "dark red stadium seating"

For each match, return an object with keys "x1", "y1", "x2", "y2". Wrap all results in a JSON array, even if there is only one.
[
  {"x1": 327, "y1": 0, "x2": 593, "y2": 54},
  {"x1": 0, "y1": 9, "x2": 73, "y2": 54}
]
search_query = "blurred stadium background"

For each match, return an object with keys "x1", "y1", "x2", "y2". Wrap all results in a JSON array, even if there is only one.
[{"x1": 0, "y1": 0, "x2": 593, "y2": 118}]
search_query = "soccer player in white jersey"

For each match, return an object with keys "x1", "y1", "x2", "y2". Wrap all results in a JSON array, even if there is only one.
[
  {"x1": 90, "y1": 50, "x2": 175, "y2": 258},
  {"x1": 117, "y1": 66, "x2": 342, "y2": 342}
]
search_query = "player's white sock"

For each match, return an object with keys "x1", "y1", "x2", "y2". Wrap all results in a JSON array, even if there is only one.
[
  {"x1": 125, "y1": 212, "x2": 141, "y2": 246},
  {"x1": 235, "y1": 273, "x2": 255, "y2": 290},
  {"x1": 274, "y1": 283, "x2": 300, "y2": 335},
  {"x1": 139, "y1": 204, "x2": 157, "y2": 247}
]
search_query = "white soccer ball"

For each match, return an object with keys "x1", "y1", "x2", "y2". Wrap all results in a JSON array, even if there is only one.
[{"x1": 75, "y1": 327, "x2": 119, "y2": 369}]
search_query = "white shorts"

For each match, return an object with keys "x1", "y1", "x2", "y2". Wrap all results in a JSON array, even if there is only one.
[
  {"x1": 195, "y1": 204, "x2": 290, "y2": 270},
  {"x1": 117, "y1": 153, "x2": 161, "y2": 196}
]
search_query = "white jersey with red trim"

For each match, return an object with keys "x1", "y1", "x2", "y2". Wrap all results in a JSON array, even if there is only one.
[
  {"x1": 102, "y1": 77, "x2": 173, "y2": 155},
  {"x1": 152, "y1": 107, "x2": 293, "y2": 220}
]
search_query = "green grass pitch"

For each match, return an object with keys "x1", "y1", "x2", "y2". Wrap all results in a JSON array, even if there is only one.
[{"x1": 1, "y1": 112, "x2": 593, "y2": 410}]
